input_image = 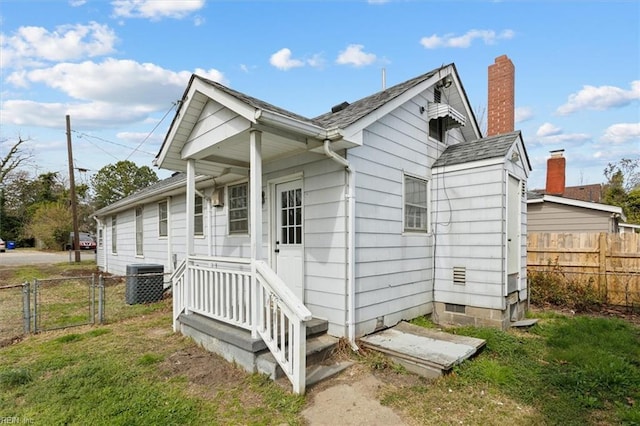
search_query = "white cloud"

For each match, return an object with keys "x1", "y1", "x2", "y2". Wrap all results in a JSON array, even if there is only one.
[
  {"x1": 193, "y1": 15, "x2": 205, "y2": 26},
  {"x1": 557, "y1": 81, "x2": 640, "y2": 115},
  {"x1": 534, "y1": 122, "x2": 590, "y2": 145},
  {"x1": 601, "y1": 122, "x2": 640, "y2": 144},
  {"x1": 1, "y1": 99, "x2": 149, "y2": 129},
  {"x1": 420, "y1": 29, "x2": 514, "y2": 49},
  {"x1": 269, "y1": 48, "x2": 304, "y2": 71},
  {"x1": 536, "y1": 122, "x2": 562, "y2": 137},
  {"x1": 336, "y1": 44, "x2": 376, "y2": 67},
  {"x1": 515, "y1": 106, "x2": 534, "y2": 123},
  {"x1": 111, "y1": 0, "x2": 205, "y2": 20},
  {"x1": 307, "y1": 53, "x2": 325, "y2": 69},
  {"x1": 0, "y1": 22, "x2": 117, "y2": 69},
  {"x1": 368, "y1": 0, "x2": 390, "y2": 3},
  {"x1": 69, "y1": 0, "x2": 87, "y2": 6},
  {"x1": 1, "y1": 59, "x2": 225, "y2": 129}
]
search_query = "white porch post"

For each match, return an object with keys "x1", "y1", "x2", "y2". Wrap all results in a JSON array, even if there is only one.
[
  {"x1": 250, "y1": 129, "x2": 262, "y2": 338},
  {"x1": 185, "y1": 159, "x2": 196, "y2": 314}
]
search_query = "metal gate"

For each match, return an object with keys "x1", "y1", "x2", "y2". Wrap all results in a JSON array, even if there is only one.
[{"x1": 30, "y1": 275, "x2": 105, "y2": 333}]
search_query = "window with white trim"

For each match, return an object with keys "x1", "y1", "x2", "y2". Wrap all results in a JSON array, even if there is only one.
[
  {"x1": 194, "y1": 195, "x2": 204, "y2": 236},
  {"x1": 111, "y1": 215, "x2": 117, "y2": 254},
  {"x1": 404, "y1": 175, "x2": 430, "y2": 233},
  {"x1": 135, "y1": 206, "x2": 143, "y2": 256},
  {"x1": 158, "y1": 201, "x2": 168, "y2": 237},
  {"x1": 228, "y1": 182, "x2": 249, "y2": 234}
]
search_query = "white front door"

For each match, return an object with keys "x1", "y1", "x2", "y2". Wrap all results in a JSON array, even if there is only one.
[{"x1": 274, "y1": 179, "x2": 304, "y2": 301}]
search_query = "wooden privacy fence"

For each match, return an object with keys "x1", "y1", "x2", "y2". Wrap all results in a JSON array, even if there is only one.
[{"x1": 527, "y1": 232, "x2": 640, "y2": 308}]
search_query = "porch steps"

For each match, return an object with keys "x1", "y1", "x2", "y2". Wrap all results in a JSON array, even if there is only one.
[
  {"x1": 177, "y1": 313, "x2": 348, "y2": 388},
  {"x1": 359, "y1": 321, "x2": 485, "y2": 379},
  {"x1": 257, "y1": 322, "x2": 350, "y2": 386}
]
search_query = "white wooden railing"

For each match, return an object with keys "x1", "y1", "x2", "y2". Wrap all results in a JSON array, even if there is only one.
[
  {"x1": 171, "y1": 255, "x2": 312, "y2": 394},
  {"x1": 255, "y1": 260, "x2": 312, "y2": 394},
  {"x1": 171, "y1": 258, "x2": 187, "y2": 332}
]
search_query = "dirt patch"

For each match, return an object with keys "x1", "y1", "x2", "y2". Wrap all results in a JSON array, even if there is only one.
[{"x1": 160, "y1": 346, "x2": 252, "y2": 397}]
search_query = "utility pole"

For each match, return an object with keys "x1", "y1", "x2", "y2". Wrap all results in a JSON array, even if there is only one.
[{"x1": 66, "y1": 115, "x2": 81, "y2": 262}]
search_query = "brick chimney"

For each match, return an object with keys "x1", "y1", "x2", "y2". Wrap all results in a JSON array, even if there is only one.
[
  {"x1": 546, "y1": 149, "x2": 566, "y2": 196},
  {"x1": 487, "y1": 55, "x2": 515, "y2": 136}
]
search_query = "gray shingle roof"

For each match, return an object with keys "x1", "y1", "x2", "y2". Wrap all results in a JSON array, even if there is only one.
[
  {"x1": 198, "y1": 76, "x2": 316, "y2": 125},
  {"x1": 433, "y1": 131, "x2": 521, "y2": 168},
  {"x1": 197, "y1": 65, "x2": 448, "y2": 131},
  {"x1": 313, "y1": 66, "x2": 447, "y2": 129},
  {"x1": 94, "y1": 172, "x2": 187, "y2": 216}
]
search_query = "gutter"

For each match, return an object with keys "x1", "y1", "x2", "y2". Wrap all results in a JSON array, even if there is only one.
[
  {"x1": 323, "y1": 139, "x2": 358, "y2": 351},
  {"x1": 256, "y1": 109, "x2": 343, "y2": 141}
]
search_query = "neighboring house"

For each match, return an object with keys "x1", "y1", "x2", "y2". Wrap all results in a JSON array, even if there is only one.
[
  {"x1": 527, "y1": 192, "x2": 625, "y2": 233},
  {"x1": 528, "y1": 150, "x2": 626, "y2": 233},
  {"x1": 94, "y1": 55, "x2": 531, "y2": 392}
]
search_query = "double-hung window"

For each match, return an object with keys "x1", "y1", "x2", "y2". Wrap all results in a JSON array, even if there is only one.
[
  {"x1": 158, "y1": 201, "x2": 168, "y2": 237},
  {"x1": 228, "y1": 182, "x2": 249, "y2": 234},
  {"x1": 194, "y1": 195, "x2": 204, "y2": 236},
  {"x1": 111, "y1": 215, "x2": 117, "y2": 254},
  {"x1": 404, "y1": 175, "x2": 430, "y2": 233},
  {"x1": 135, "y1": 207, "x2": 143, "y2": 256}
]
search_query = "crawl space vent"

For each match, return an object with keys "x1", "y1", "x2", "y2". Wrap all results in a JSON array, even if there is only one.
[
  {"x1": 453, "y1": 266, "x2": 466, "y2": 285},
  {"x1": 445, "y1": 303, "x2": 466, "y2": 314}
]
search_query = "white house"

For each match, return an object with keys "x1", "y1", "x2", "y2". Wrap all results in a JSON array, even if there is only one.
[{"x1": 94, "y1": 57, "x2": 531, "y2": 393}]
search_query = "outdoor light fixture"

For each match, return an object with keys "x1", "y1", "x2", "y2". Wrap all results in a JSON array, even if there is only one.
[{"x1": 437, "y1": 76, "x2": 453, "y2": 89}]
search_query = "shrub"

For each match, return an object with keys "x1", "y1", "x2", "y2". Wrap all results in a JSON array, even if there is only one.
[{"x1": 529, "y1": 261, "x2": 605, "y2": 312}]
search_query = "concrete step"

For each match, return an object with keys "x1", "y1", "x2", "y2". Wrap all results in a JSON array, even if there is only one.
[
  {"x1": 359, "y1": 321, "x2": 486, "y2": 379},
  {"x1": 257, "y1": 333, "x2": 340, "y2": 380}
]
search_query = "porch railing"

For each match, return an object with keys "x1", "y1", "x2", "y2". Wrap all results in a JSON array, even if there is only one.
[
  {"x1": 171, "y1": 255, "x2": 312, "y2": 394},
  {"x1": 255, "y1": 260, "x2": 312, "y2": 394}
]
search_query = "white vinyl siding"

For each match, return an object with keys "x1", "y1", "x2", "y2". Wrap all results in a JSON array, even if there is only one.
[
  {"x1": 349, "y1": 93, "x2": 438, "y2": 336},
  {"x1": 432, "y1": 164, "x2": 508, "y2": 309}
]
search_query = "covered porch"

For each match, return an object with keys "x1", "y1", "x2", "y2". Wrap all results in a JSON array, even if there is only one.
[{"x1": 155, "y1": 75, "x2": 358, "y2": 394}]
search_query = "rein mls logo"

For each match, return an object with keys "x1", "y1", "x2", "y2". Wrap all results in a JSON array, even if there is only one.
[{"x1": 0, "y1": 417, "x2": 34, "y2": 424}]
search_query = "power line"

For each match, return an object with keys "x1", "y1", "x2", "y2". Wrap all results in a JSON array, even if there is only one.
[
  {"x1": 125, "y1": 102, "x2": 177, "y2": 161},
  {"x1": 72, "y1": 131, "x2": 155, "y2": 157}
]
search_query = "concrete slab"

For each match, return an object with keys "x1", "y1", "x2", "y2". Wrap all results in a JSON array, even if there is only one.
[
  {"x1": 359, "y1": 321, "x2": 485, "y2": 374},
  {"x1": 511, "y1": 318, "x2": 539, "y2": 328}
]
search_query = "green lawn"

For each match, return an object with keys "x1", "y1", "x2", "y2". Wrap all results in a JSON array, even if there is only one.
[{"x1": 1, "y1": 263, "x2": 638, "y2": 425}]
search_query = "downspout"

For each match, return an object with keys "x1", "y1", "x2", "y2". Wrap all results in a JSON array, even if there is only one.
[
  {"x1": 166, "y1": 196, "x2": 172, "y2": 272},
  {"x1": 323, "y1": 139, "x2": 358, "y2": 351}
]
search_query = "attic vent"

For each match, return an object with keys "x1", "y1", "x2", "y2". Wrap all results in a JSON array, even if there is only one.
[
  {"x1": 521, "y1": 181, "x2": 526, "y2": 198},
  {"x1": 331, "y1": 101, "x2": 350, "y2": 113},
  {"x1": 434, "y1": 88, "x2": 441, "y2": 103},
  {"x1": 445, "y1": 303, "x2": 466, "y2": 314},
  {"x1": 453, "y1": 267, "x2": 466, "y2": 285}
]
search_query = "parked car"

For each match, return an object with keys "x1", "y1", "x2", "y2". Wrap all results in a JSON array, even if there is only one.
[
  {"x1": 0, "y1": 238, "x2": 5, "y2": 252},
  {"x1": 70, "y1": 233, "x2": 97, "y2": 251}
]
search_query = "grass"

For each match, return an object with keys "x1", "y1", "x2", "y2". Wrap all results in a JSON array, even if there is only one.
[
  {"x1": 378, "y1": 314, "x2": 640, "y2": 425},
  {"x1": 2, "y1": 261, "x2": 639, "y2": 424},
  {"x1": 0, "y1": 299, "x2": 307, "y2": 425}
]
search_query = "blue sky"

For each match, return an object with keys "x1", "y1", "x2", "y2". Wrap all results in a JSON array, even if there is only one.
[{"x1": 1, "y1": 0, "x2": 638, "y2": 190}]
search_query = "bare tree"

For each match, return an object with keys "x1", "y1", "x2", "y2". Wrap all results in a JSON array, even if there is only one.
[{"x1": 0, "y1": 137, "x2": 32, "y2": 185}]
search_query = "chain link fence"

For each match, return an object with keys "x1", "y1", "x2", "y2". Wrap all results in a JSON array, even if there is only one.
[{"x1": 0, "y1": 272, "x2": 170, "y2": 346}]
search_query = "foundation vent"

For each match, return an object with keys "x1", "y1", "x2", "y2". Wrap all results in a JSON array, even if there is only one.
[
  {"x1": 445, "y1": 303, "x2": 466, "y2": 314},
  {"x1": 453, "y1": 266, "x2": 466, "y2": 285}
]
